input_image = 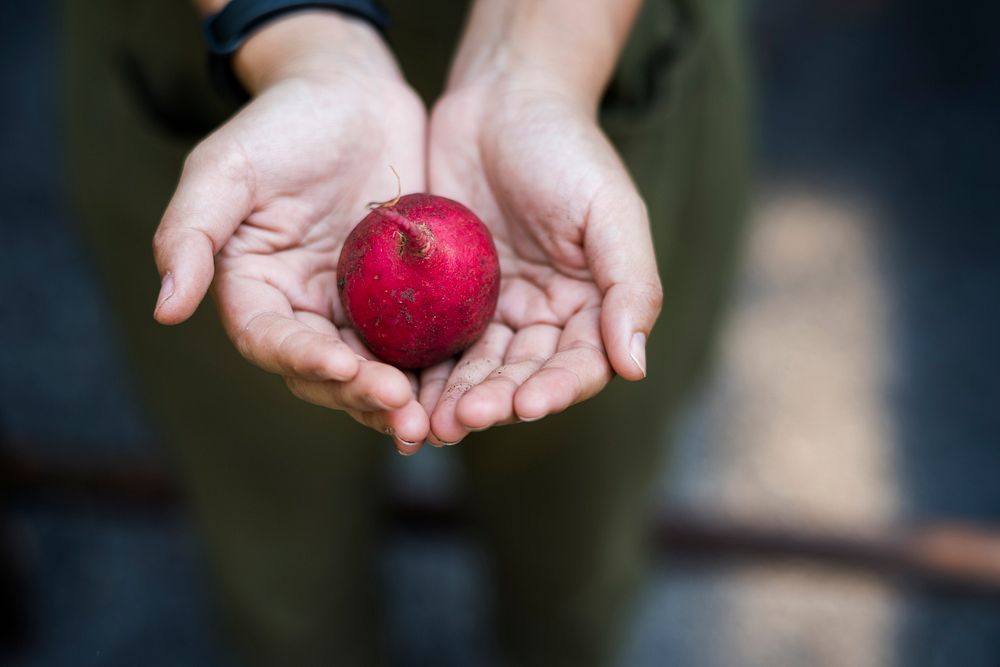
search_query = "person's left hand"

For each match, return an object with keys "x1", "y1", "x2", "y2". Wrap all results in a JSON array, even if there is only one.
[{"x1": 420, "y1": 75, "x2": 663, "y2": 445}]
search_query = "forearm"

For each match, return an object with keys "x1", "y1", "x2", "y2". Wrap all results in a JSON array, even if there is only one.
[{"x1": 447, "y1": 0, "x2": 642, "y2": 107}]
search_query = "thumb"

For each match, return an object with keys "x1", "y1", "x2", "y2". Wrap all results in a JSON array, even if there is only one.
[
  {"x1": 152, "y1": 143, "x2": 253, "y2": 325},
  {"x1": 585, "y1": 185, "x2": 663, "y2": 381}
]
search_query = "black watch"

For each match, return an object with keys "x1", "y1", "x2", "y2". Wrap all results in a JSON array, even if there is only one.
[{"x1": 202, "y1": 0, "x2": 391, "y2": 104}]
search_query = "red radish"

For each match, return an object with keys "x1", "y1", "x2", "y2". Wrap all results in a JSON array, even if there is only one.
[{"x1": 337, "y1": 193, "x2": 500, "y2": 369}]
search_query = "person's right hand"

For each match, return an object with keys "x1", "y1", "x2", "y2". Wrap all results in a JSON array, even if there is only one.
[{"x1": 151, "y1": 13, "x2": 430, "y2": 453}]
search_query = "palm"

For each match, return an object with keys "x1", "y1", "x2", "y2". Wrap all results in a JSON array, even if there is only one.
[
  {"x1": 214, "y1": 78, "x2": 424, "y2": 334},
  {"x1": 421, "y1": 87, "x2": 634, "y2": 443},
  {"x1": 156, "y1": 73, "x2": 432, "y2": 445}
]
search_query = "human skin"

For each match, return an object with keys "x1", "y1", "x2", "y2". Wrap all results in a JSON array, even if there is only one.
[
  {"x1": 420, "y1": 0, "x2": 663, "y2": 447},
  {"x1": 152, "y1": 10, "x2": 431, "y2": 451},
  {"x1": 153, "y1": 0, "x2": 661, "y2": 455}
]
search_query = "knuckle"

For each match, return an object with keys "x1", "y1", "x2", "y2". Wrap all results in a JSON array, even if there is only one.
[
  {"x1": 568, "y1": 340, "x2": 605, "y2": 359},
  {"x1": 181, "y1": 143, "x2": 210, "y2": 175},
  {"x1": 362, "y1": 388, "x2": 382, "y2": 407},
  {"x1": 233, "y1": 326, "x2": 257, "y2": 362},
  {"x1": 504, "y1": 355, "x2": 547, "y2": 368},
  {"x1": 151, "y1": 227, "x2": 168, "y2": 258},
  {"x1": 544, "y1": 362, "x2": 583, "y2": 389},
  {"x1": 284, "y1": 377, "x2": 305, "y2": 400},
  {"x1": 188, "y1": 136, "x2": 249, "y2": 184},
  {"x1": 629, "y1": 279, "x2": 664, "y2": 315},
  {"x1": 280, "y1": 331, "x2": 314, "y2": 376},
  {"x1": 645, "y1": 280, "x2": 664, "y2": 312},
  {"x1": 233, "y1": 311, "x2": 277, "y2": 364},
  {"x1": 287, "y1": 359, "x2": 310, "y2": 378}
]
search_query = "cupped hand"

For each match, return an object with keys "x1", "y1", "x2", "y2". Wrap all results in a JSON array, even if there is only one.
[
  {"x1": 151, "y1": 14, "x2": 429, "y2": 453},
  {"x1": 422, "y1": 77, "x2": 663, "y2": 445}
]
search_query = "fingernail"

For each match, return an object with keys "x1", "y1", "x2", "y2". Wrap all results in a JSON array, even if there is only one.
[
  {"x1": 630, "y1": 332, "x2": 647, "y2": 378},
  {"x1": 519, "y1": 415, "x2": 544, "y2": 423},
  {"x1": 154, "y1": 272, "x2": 175, "y2": 315},
  {"x1": 393, "y1": 435, "x2": 419, "y2": 455},
  {"x1": 396, "y1": 438, "x2": 420, "y2": 454}
]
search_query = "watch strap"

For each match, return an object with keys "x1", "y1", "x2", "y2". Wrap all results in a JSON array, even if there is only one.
[{"x1": 202, "y1": 0, "x2": 390, "y2": 103}]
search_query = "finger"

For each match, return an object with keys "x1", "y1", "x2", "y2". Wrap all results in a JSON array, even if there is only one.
[
  {"x1": 337, "y1": 330, "x2": 423, "y2": 413},
  {"x1": 153, "y1": 140, "x2": 254, "y2": 325},
  {"x1": 429, "y1": 323, "x2": 513, "y2": 445},
  {"x1": 216, "y1": 274, "x2": 360, "y2": 381},
  {"x1": 405, "y1": 369, "x2": 421, "y2": 397},
  {"x1": 350, "y1": 401, "x2": 429, "y2": 456},
  {"x1": 285, "y1": 357, "x2": 413, "y2": 413},
  {"x1": 514, "y1": 306, "x2": 613, "y2": 421},
  {"x1": 337, "y1": 329, "x2": 420, "y2": 410},
  {"x1": 584, "y1": 184, "x2": 663, "y2": 381},
  {"x1": 453, "y1": 324, "x2": 560, "y2": 431},
  {"x1": 337, "y1": 328, "x2": 377, "y2": 360},
  {"x1": 295, "y1": 309, "x2": 340, "y2": 335},
  {"x1": 418, "y1": 359, "x2": 454, "y2": 423}
]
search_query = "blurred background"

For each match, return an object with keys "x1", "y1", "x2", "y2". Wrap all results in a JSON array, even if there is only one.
[{"x1": 2, "y1": 1, "x2": 1000, "y2": 665}]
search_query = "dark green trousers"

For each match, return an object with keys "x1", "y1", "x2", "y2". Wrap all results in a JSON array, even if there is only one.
[{"x1": 63, "y1": 1, "x2": 748, "y2": 664}]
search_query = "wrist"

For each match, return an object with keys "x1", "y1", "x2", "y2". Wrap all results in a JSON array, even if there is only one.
[
  {"x1": 445, "y1": 0, "x2": 640, "y2": 109},
  {"x1": 233, "y1": 11, "x2": 400, "y2": 94},
  {"x1": 446, "y1": 37, "x2": 600, "y2": 111}
]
